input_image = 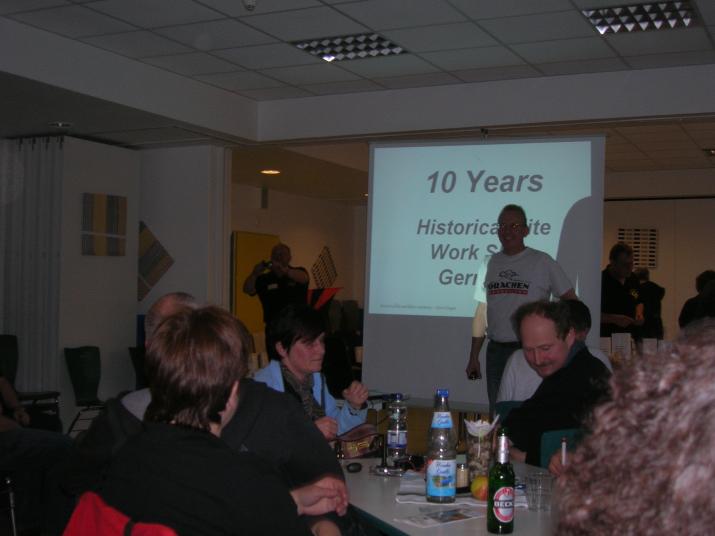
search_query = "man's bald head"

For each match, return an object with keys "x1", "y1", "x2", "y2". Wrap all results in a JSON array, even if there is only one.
[{"x1": 145, "y1": 292, "x2": 197, "y2": 345}]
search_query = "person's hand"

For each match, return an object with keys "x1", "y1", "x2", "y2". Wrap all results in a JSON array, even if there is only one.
[
  {"x1": 309, "y1": 519, "x2": 342, "y2": 536},
  {"x1": 342, "y1": 381, "x2": 368, "y2": 410},
  {"x1": 291, "y1": 476, "x2": 348, "y2": 517},
  {"x1": 548, "y1": 450, "x2": 565, "y2": 477},
  {"x1": 465, "y1": 356, "x2": 482, "y2": 379},
  {"x1": 13, "y1": 407, "x2": 30, "y2": 427},
  {"x1": 252, "y1": 261, "x2": 268, "y2": 275},
  {"x1": 609, "y1": 314, "x2": 635, "y2": 328},
  {"x1": 314, "y1": 416, "x2": 338, "y2": 440},
  {"x1": 509, "y1": 446, "x2": 526, "y2": 463}
]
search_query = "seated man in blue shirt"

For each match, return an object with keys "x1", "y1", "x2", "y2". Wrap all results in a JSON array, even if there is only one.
[{"x1": 255, "y1": 304, "x2": 368, "y2": 439}]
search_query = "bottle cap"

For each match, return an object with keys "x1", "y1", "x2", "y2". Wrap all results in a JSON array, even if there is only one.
[{"x1": 436, "y1": 388, "x2": 449, "y2": 397}]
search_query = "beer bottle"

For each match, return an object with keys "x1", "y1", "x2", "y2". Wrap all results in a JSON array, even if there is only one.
[{"x1": 487, "y1": 428, "x2": 515, "y2": 534}]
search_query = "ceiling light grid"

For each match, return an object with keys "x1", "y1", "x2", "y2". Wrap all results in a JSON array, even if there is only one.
[
  {"x1": 292, "y1": 33, "x2": 406, "y2": 63},
  {"x1": 583, "y1": 1, "x2": 697, "y2": 35}
]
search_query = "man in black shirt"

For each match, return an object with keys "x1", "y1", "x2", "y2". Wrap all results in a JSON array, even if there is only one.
[
  {"x1": 243, "y1": 243, "x2": 309, "y2": 332},
  {"x1": 600, "y1": 242, "x2": 644, "y2": 338},
  {"x1": 504, "y1": 300, "x2": 610, "y2": 466}
]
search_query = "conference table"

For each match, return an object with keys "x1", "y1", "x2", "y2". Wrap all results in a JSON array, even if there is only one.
[{"x1": 344, "y1": 459, "x2": 555, "y2": 536}]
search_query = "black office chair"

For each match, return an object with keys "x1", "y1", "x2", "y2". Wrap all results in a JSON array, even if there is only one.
[
  {"x1": 64, "y1": 346, "x2": 105, "y2": 437},
  {"x1": 128, "y1": 346, "x2": 147, "y2": 390},
  {"x1": 0, "y1": 335, "x2": 61, "y2": 432}
]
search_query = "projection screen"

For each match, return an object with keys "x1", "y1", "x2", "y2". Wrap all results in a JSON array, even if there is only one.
[{"x1": 362, "y1": 137, "x2": 605, "y2": 409}]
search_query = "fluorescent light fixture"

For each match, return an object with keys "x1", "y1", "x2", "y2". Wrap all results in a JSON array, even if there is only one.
[
  {"x1": 292, "y1": 33, "x2": 406, "y2": 63},
  {"x1": 582, "y1": 1, "x2": 697, "y2": 35},
  {"x1": 260, "y1": 169, "x2": 281, "y2": 175}
]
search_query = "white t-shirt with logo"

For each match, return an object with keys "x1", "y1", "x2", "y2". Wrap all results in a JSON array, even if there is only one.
[{"x1": 473, "y1": 247, "x2": 573, "y2": 343}]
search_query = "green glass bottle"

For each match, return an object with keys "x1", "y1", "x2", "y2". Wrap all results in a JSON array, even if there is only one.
[{"x1": 487, "y1": 428, "x2": 515, "y2": 534}]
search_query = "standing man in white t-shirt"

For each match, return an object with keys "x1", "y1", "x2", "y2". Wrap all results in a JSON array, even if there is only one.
[{"x1": 464, "y1": 204, "x2": 577, "y2": 415}]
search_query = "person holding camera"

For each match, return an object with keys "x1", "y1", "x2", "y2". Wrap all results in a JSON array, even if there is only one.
[{"x1": 243, "y1": 243, "x2": 310, "y2": 328}]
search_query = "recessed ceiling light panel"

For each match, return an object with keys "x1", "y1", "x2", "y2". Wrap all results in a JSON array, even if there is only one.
[
  {"x1": 260, "y1": 169, "x2": 281, "y2": 175},
  {"x1": 292, "y1": 32, "x2": 406, "y2": 63},
  {"x1": 583, "y1": 1, "x2": 697, "y2": 35}
]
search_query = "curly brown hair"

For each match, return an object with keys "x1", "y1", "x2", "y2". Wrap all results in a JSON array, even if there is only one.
[{"x1": 556, "y1": 318, "x2": 715, "y2": 535}]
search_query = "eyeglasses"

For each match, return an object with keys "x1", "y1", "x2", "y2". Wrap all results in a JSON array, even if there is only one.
[{"x1": 498, "y1": 223, "x2": 524, "y2": 231}]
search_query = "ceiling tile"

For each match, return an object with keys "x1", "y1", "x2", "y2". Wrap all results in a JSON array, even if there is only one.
[
  {"x1": 695, "y1": 0, "x2": 715, "y2": 25},
  {"x1": 537, "y1": 57, "x2": 628, "y2": 76},
  {"x1": 334, "y1": 0, "x2": 465, "y2": 30},
  {"x1": 195, "y1": 71, "x2": 283, "y2": 91},
  {"x1": 240, "y1": 6, "x2": 367, "y2": 41},
  {"x1": 261, "y1": 63, "x2": 360, "y2": 85},
  {"x1": 155, "y1": 19, "x2": 274, "y2": 50},
  {"x1": 512, "y1": 37, "x2": 615, "y2": 63},
  {"x1": 9, "y1": 4, "x2": 133, "y2": 37},
  {"x1": 452, "y1": 64, "x2": 540, "y2": 82},
  {"x1": 421, "y1": 46, "x2": 523, "y2": 70},
  {"x1": 338, "y1": 54, "x2": 440, "y2": 78},
  {"x1": 143, "y1": 52, "x2": 239, "y2": 75},
  {"x1": 377, "y1": 72, "x2": 461, "y2": 89},
  {"x1": 449, "y1": 0, "x2": 574, "y2": 20},
  {"x1": 626, "y1": 49, "x2": 715, "y2": 69},
  {"x1": 214, "y1": 43, "x2": 322, "y2": 69},
  {"x1": 236, "y1": 86, "x2": 313, "y2": 100},
  {"x1": 199, "y1": 0, "x2": 320, "y2": 17},
  {"x1": 478, "y1": 11, "x2": 596, "y2": 44},
  {"x1": 617, "y1": 124, "x2": 693, "y2": 143},
  {"x1": 302, "y1": 79, "x2": 383, "y2": 95},
  {"x1": 90, "y1": 0, "x2": 222, "y2": 28},
  {"x1": 0, "y1": 0, "x2": 68, "y2": 15},
  {"x1": 606, "y1": 28, "x2": 711, "y2": 56},
  {"x1": 82, "y1": 31, "x2": 191, "y2": 58},
  {"x1": 382, "y1": 22, "x2": 497, "y2": 52}
]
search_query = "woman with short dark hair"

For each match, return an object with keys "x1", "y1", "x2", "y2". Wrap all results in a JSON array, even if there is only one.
[{"x1": 255, "y1": 304, "x2": 369, "y2": 440}]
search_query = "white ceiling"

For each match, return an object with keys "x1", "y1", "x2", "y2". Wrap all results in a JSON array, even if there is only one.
[
  {"x1": 3, "y1": 0, "x2": 714, "y2": 101},
  {"x1": 1, "y1": 0, "x2": 715, "y2": 203}
]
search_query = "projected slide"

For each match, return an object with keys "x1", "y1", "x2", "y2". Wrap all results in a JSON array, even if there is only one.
[
  {"x1": 363, "y1": 137, "x2": 604, "y2": 408},
  {"x1": 368, "y1": 139, "x2": 594, "y2": 318}
]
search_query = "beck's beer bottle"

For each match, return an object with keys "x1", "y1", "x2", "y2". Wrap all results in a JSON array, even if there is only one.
[{"x1": 488, "y1": 428, "x2": 515, "y2": 533}]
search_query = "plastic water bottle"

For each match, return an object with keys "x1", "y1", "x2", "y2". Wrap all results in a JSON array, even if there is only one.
[
  {"x1": 426, "y1": 388, "x2": 457, "y2": 503},
  {"x1": 386, "y1": 393, "x2": 408, "y2": 459}
]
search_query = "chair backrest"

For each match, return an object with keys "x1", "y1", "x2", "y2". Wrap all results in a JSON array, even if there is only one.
[
  {"x1": 539, "y1": 428, "x2": 583, "y2": 469},
  {"x1": 128, "y1": 347, "x2": 147, "y2": 390},
  {"x1": 494, "y1": 400, "x2": 522, "y2": 423},
  {"x1": 63, "y1": 491, "x2": 177, "y2": 536},
  {"x1": 64, "y1": 346, "x2": 101, "y2": 406},
  {"x1": 0, "y1": 335, "x2": 19, "y2": 386}
]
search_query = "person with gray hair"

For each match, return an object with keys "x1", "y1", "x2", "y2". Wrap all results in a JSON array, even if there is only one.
[{"x1": 121, "y1": 292, "x2": 198, "y2": 417}]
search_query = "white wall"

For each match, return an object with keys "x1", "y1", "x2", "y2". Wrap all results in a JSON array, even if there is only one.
[
  {"x1": 139, "y1": 145, "x2": 231, "y2": 311},
  {"x1": 58, "y1": 137, "x2": 140, "y2": 430},
  {"x1": 232, "y1": 184, "x2": 363, "y2": 303}
]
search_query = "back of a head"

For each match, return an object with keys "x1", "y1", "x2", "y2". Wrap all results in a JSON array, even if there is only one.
[
  {"x1": 266, "y1": 304, "x2": 324, "y2": 360},
  {"x1": 145, "y1": 292, "x2": 198, "y2": 343},
  {"x1": 557, "y1": 319, "x2": 715, "y2": 535},
  {"x1": 144, "y1": 306, "x2": 250, "y2": 431},
  {"x1": 696, "y1": 270, "x2": 715, "y2": 294},
  {"x1": 633, "y1": 267, "x2": 649, "y2": 282}
]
